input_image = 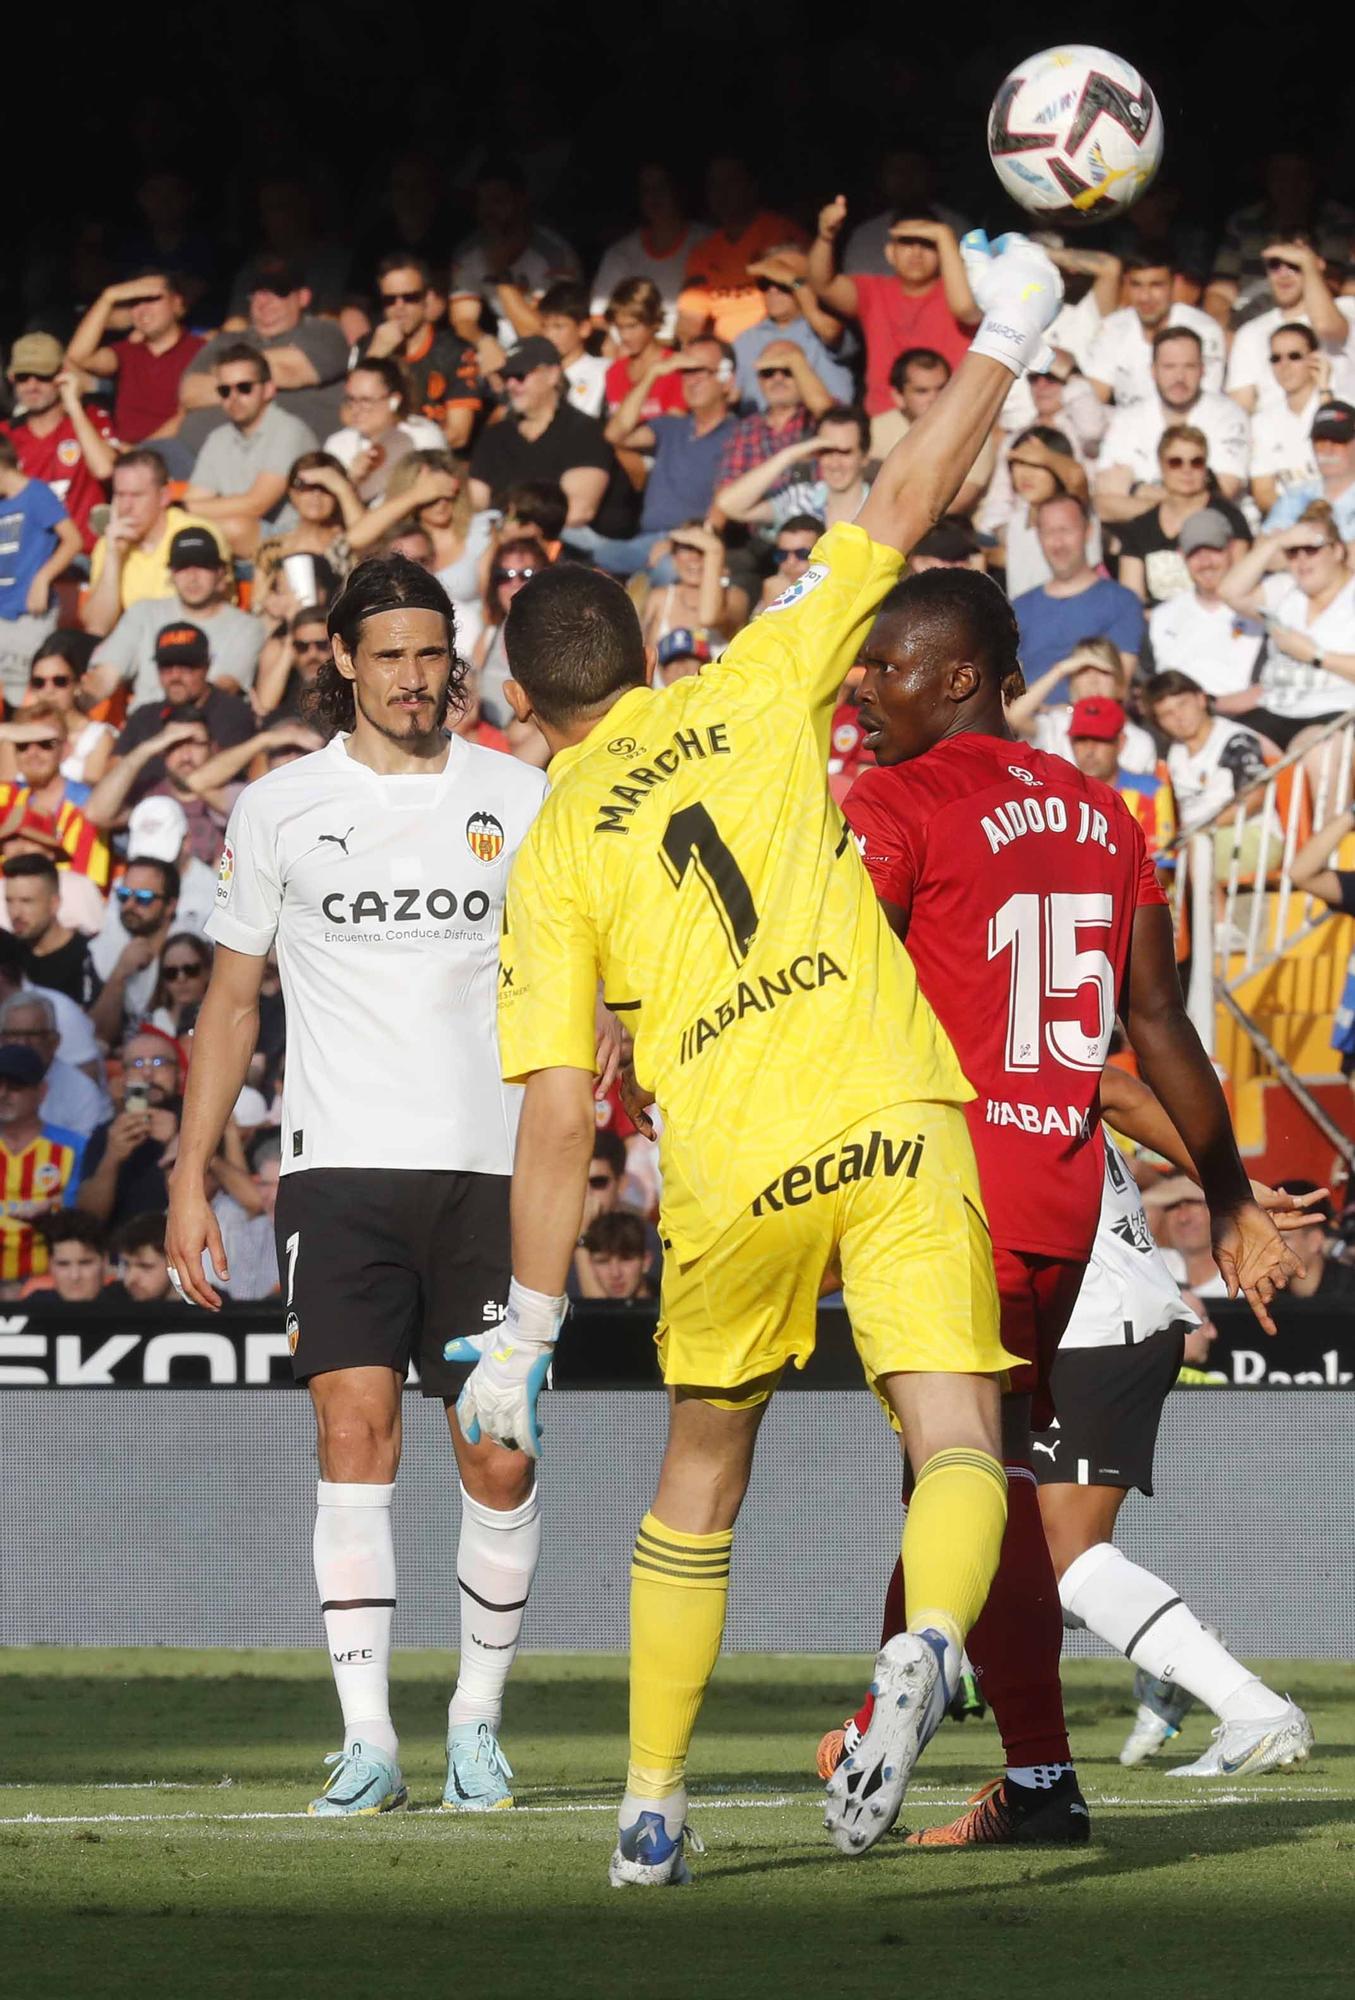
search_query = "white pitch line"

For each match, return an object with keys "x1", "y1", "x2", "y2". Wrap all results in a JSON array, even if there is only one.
[{"x1": 2, "y1": 1785, "x2": 1338, "y2": 1830}]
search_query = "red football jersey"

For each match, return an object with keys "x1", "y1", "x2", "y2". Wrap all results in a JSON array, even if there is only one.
[
  {"x1": 845, "y1": 734, "x2": 1167, "y2": 1260},
  {"x1": 1, "y1": 407, "x2": 117, "y2": 550}
]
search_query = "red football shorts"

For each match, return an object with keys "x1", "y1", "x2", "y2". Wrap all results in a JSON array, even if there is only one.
[{"x1": 993, "y1": 1247, "x2": 1084, "y2": 1428}]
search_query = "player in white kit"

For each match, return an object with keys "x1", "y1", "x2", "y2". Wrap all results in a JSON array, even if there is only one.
[
  {"x1": 167, "y1": 556, "x2": 605, "y2": 1815},
  {"x1": 1034, "y1": 1069, "x2": 1314, "y2": 1780}
]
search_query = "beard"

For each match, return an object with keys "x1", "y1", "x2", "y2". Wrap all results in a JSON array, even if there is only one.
[{"x1": 354, "y1": 674, "x2": 453, "y2": 750}]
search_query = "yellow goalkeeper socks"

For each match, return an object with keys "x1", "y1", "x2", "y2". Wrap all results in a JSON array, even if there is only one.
[
  {"x1": 626, "y1": 1512, "x2": 733, "y2": 1801},
  {"x1": 902, "y1": 1447, "x2": 1008, "y2": 1672}
]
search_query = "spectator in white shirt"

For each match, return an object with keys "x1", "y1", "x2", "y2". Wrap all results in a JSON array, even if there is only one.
[
  {"x1": 1262, "y1": 399, "x2": 1355, "y2": 541},
  {"x1": 979, "y1": 426, "x2": 1100, "y2": 600},
  {"x1": 590, "y1": 163, "x2": 699, "y2": 341},
  {"x1": 537, "y1": 283, "x2": 610, "y2": 418},
  {"x1": 1085, "y1": 252, "x2": 1225, "y2": 405},
  {"x1": 1115, "y1": 424, "x2": 1251, "y2": 608},
  {"x1": 1249, "y1": 323, "x2": 1327, "y2": 515},
  {"x1": 1225, "y1": 237, "x2": 1355, "y2": 415},
  {"x1": 1095, "y1": 327, "x2": 1251, "y2": 524},
  {"x1": 1007, "y1": 637, "x2": 1159, "y2": 775},
  {"x1": 1149, "y1": 509, "x2": 1268, "y2": 700},
  {"x1": 1144, "y1": 669, "x2": 1268, "y2": 835},
  {"x1": 449, "y1": 159, "x2": 581, "y2": 351},
  {"x1": 1217, "y1": 501, "x2": 1355, "y2": 750},
  {"x1": 323, "y1": 360, "x2": 444, "y2": 504}
]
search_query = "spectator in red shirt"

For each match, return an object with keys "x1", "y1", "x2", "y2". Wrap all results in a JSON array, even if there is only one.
[
  {"x1": 65, "y1": 272, "x2": 205, "y2": 451},
  {"x1": 603, "y1": 279, "x2": 685, "y2": 419},
  {"x1": 2, "y1": 336, "x2": 117, "y2": 551},
  {"x1": 808, "y1": 198, "x2": 980, "y2": 415}
]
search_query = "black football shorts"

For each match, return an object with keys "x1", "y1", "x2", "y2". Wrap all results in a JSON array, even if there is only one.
[
  {"x1": 273, "y1": 1167, "x2": 510, "y2": 1398},
  {"x1": 1031, "y1": 1320, "x2": 1187, "y2": 1495}
]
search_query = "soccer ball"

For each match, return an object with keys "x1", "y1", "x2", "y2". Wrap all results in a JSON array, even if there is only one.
[{"x1": 988, "y1": 46, "x2": 1163, "y2": 225}]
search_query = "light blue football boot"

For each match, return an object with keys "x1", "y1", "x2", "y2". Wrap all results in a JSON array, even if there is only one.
[
  {"x1": 308, "y1": 1741, "x2": 409, "y2": 1817},
  {"x1": 442, "y1": 1721, "x2": 515, "y2": 1811}
]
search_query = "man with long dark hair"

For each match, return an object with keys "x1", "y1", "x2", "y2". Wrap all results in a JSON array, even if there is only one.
[{"x1": 166, "y1": 556, "x2": 593, "y2": 1818}]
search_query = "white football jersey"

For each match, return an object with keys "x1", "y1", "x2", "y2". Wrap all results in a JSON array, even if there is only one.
[
  {"x1": 207, "y1": 732, "x2": 548, "y2": 1175},
  {"x1": 1059, "y1": 1141, "x2": 1200, "y2": 1350},
  {"x1": 1100, "y1": 391, "x2": 1251, "y2": 488},
  {"x1": 1086, "y1": 303, "x2": 1225, "y2": 406}
]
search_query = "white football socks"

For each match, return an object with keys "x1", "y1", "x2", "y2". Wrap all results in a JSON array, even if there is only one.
[
  {"x1": 448, "y1": 1482, "x2": 541, "y2": 1732},
  {"x1": 313, "y1": 1480, "x2": 398, "y2": 1761},
  {"x1": 1059, "y1": 1543, "x2": 1286, "y2": 1725}
]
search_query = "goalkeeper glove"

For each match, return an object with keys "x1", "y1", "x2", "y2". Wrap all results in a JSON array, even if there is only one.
[
  {"x1": 960, "y1": 229, "x2": 1064, "y2": 377},
  {"x1": 451, "y1": 1279, "x2": 566, "y2": 1460}
]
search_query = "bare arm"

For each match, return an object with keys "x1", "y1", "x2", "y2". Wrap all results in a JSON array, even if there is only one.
[
  {"x1": 807, "y1": 196, "x2": 859, "y2": 318},
  {"x1": 603, "y1": 356, "x2": 669, "y2": 450},
  {"x1": 167, "y1": 945, "x2": 268, "y2": 1309},
  {"x1": 924, "y1": 223, "x2": 980, "y2": 325},
  {"x1": 79, "y1": 539, "x2": 127, "y2": 638},
  {"x1": 83, "y1": 726, "x2": 185, "y2": 828},
  {"x1": 691, "y1": 527, "x2": 748, "y2": 637},
  {"x1": 65, "y1": 284, "x2": 131, "y2": 378},
  {"x1": 510, "y1": 1066, "x2": 598, "y2": 1295},
  {"x1": 1049, "y1": 246, "x2": 1122, "y2": 320},
  {"x1": 1290, "y1": 805, "x2": 1355, "y2": 906},
  {"x1": 1126, "y1": 901, "x2": 1299, "y2": 1329},
  {"x1": 179, "y1": 369, "x2": 221, "y2": 413},
  {"x1": 1119, "y1": 553, "x2": 1147, "y2": 602},
  {"x1": 560, "y1": 464, "x2": 608, "y2": 527},
  {"x1": 28, "y1": 517, "x2": 83, "y2": 613},
  {"x1": 1093, "y1": 461, "x2": 1161, "y2": 523},
  {"x1": 856, "y1": 350, "x2": 1018, "y2": 555},
  {"x1": 781, "y1": 343, "x2": 834, "y2": 419},
  {"x1": 1218, "y1": 530, "x2": 1281, "y2": 615},
  {"x1": 492, "y1": 282, "x2": 544, "y2": 341},
  {"x1": 56, "y1": 377, "x2": 117, "y2": 482},
  {"x1": 1004, "y1": 658, "x2": 1078, "y2": 739},
  {"x1": 715, "y1": 433, "x2": 819, "y2": 525}
]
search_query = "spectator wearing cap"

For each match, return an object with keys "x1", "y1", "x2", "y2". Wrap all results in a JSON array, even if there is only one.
[
  {"x1": 1148, "y1": 509, "x2": 1267, "y2": 701},
  {"x1": 1115, "y1": 424, "x2": 1252, "y2": 609},
  {"x1": 65, "y1": 270, "x2": 205, "y2": 453},
  {"x1": 808, "y1": 198, "x2": 978, "y2": 416},
  {"x1": 1, "y1": 333, "x2": 118, "y2": 551},
  {"x1": 1066, "y1": 697, "x2": 1176, "y2": 868},
  {"x1": 1095, "y1": 329, "x2": 1251, "y2": 525},
  {"x1": 468, "y1": 336, "x2": 633, "y2": 542},
  {"x1": 753, "y1": 513, "x2": 824, "y2": 613},
  {"x1": 1225, "y1": 237, "x2": 1355, "y2": 417},
  {"x1": 1270, "y1": 1180, "x2": 1355, "y2": 1300},
  {"x1": 0, "y1": 990, "x2": 109, "y2": 1138},
  {"x1": 322, "y1": 359, "x2": 445, "y2": 504},
  {"x1": 1262, "y1": 401, "x2": 1355, "y2": 540},
  {"x1": 1011, "y1": 493, "x2": 1144, "y2": 689},
  {"x1": 183, "y1": 348, "x2": 319, "y2": 557},
  {"x1": 732, "y1": 249, "x2": 853, "y2": 413},
  {"x1": 177, "y1": 258, "x2": 350, "y2": 454},
  {"x1": 359, "y1": 254, "x2": 486, "y2": 450},
  {"x1": 599, "y1": 341, "x2": 738, "y2": 577},
  {"x1": 82, "y1": 449, "x2": 230, "y2": 638},
  {"x1": 88, "y1": 863, "x2": 180, "y2": 1048},
  {"x1": 639, "y1": 521, "x2": 747, "y2": 659},
  {"x1": 1009, "y1": 640, "x2": 1160, "y2": 776},
  {"x1": 0, "y1": 854, "x2": 100, "y2": 1006},
  {"x1": 105, "y1": 621, "x2": 253, "y2": 768},
  {"x1": 653, "y1": 629, "x2": 711, "y2": 685},
  {"x1": 717, "y1": 403, "x2": 871, "y2": 537},
  {"x1": 1084, "y1": 252, "x2": 1225, "y2": 406},
  {"x1": 86, "y1": 707, "x2": 234, "y2": 882},
  {"x1": 449, "y1": 160, "x2": 582, "y2": 354},
  {"x1": 76, "y1": 1025, "x2": 183, "y2": 1229},
  {"x1": 677, "y1": 157, "x2": 806, "y2": 345},
  {"x1": 0, "y1": 1041, "x2": 85, "y2": 1296},
  {"x1": 1249, "y1": 324, "x2": 1328, "y2": 516},
  {"x1": 0, "y1": 702, "x2": 110, "y2": 883},
  {"x1": 89, "y1": 525, "x2": 266, "y2": 707},
  {"x1": 1143, "y1": 1175, "x2": 1226, "y2": 1295},
  {"x1": 0, "y1": 435, "x2": 81, "y2": 702}
]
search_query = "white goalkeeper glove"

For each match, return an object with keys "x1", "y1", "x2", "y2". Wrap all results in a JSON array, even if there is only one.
[
  {"x1": 450, "y1": 1279, "x2": 566, "y2": 1461},
  {"x1": 960, "y1": 228, "x2": 1064, "y2": 378}
]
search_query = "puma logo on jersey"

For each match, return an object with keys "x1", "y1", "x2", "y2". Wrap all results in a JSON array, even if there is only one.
[{"x1": 318, "y1": 827, "x2": 355, "y2": 857}]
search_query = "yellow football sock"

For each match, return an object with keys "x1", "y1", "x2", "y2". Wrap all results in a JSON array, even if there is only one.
[
  {"x1": 902, "y1": 1447, "x2": 1008, "y2": 1660},
  {"x1": 626, "y1": 1512, "x2": 733, "y2": 1801}
]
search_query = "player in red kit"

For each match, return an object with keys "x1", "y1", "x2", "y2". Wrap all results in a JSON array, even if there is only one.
[{"x1": 820, "y1": 564, "x2": 1300, "y2": 1846}]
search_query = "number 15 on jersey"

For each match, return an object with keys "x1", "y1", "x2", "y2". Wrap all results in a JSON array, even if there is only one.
[{"x1": 988, "y1": 891, "x2": 1115, "y2": 1075}]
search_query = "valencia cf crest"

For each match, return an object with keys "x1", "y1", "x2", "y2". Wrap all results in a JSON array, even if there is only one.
[
  {"x1": 466, "y1": 810, "x2": 505, "y2": 864},
  {"x1": 286, "y1": 1312, "x2": 300, "y2": 1356}
]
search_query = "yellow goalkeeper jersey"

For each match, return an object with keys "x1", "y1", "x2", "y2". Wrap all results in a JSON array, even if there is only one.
[{"x1": 497, "y1": 521, "x2": 973, "y2": 1264}]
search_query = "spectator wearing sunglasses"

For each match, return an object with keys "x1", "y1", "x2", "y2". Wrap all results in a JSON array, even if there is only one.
[
  {"x1": 0, "y1": 701, "x2": 109, "y2": 885},
  {"x1": 1225, "y1": 237, "x2": 1355, "y2": 417},
  {"x1": 0, "y1": 435, "x2": 81, "y2": 704},
  {"x1": 89, "y1": 525, "x2": 267, "y2": 708},
  {"x1": 357, "y1": 254, "x2": 485, "y2": 450},
  {"x1": 1250, "y1": 325, "x2": 1328, "y2": 516},
  {"x1": 1095, "y1": 327, "x2": 1251, "y2": 525},
  {"x1": 0, "y1": 853, "x2": 100, "y2": 1007},
  {"x1": 177, "y1": 258, "x2": 350, "y2": 457},
  {"x1": 88, "y1": 860, "x2": 180, "y2": 1047},
  {"x1": 712, "y1": 341, "x2": 831, "y2": 497},
  {"x1": 252, "y1": 605, "x2": 333, "y2": 724},
  {"x1": 640, "y1": 521, "x2": 747, "y2": 659},
  {"x1": 1262, "y1": 399, "x2": 1355, "y2": 541},
  {"x1": 149, "y1": 931, "x2": 212, "y2": 1037},
  {"x1": 9, "y1": 635, "x2": 113, "y2": 788},
  {"x1": 470, "y1": 538, "x2": 552, "y2": 728},
  {"x1": 807, "y1": 199, "x2": 979, "y2": 416},
  {"x1": 718, "y1": 402, "x2": 871, "y2": 540},
  {"x1": 1, "y1": 333, "x2": 117, "y2": 552},
  {"x1": 732, "y1": 249, "x2": 853, "y2": 412},
  {"x1": 322, "y1": 361, "x2": 445, "y2": 505},
  {"x1": 183, "y1": 348, "x2": 319, "y2": 558},
  {"x1": 599, "y1": 341, "x2": 738, "y2": 576},
  {"x1": 1116, "y1": 424, "x2": 1252, "y2": 608},
  {"x1": 468, "y1": 336, "x2": 633, "y2": 546},
  {"x1": 754, "y1": 513, "x2": 825, "y2": 613},
  {"x1": 75, "y1": 1025, "x2": 184, "y2": 1229},
  {"x1": 65, "y1": 269, "x2": 205, "y2": 449}
]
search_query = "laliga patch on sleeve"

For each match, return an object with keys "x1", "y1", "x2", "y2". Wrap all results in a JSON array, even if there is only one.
[
  {"x1": 764, "y1": 562, "x2": 829, "y2": 613},
  {"x1": 216, "y1": 839, "x2": 235, "y2": 906}
]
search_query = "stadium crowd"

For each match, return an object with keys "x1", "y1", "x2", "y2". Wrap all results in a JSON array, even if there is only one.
[{"x1": 1, "y1": 143, "x2": 1354, "y2": 1305}]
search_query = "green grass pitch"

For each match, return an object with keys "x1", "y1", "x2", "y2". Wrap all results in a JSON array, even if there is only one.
[{"x1": 4, "y1": 1650, "x2": 1352, "y2": 1999}]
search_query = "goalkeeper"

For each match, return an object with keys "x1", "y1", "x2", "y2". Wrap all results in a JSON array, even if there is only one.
[{"x1": 455, "y1": 236, "x2": 1066, "y2": 1885}]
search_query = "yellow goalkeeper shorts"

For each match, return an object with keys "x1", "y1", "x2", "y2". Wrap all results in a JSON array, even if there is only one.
[{"x1": 655, "y1": 1101, "x2": 1013, "y2": 1409}]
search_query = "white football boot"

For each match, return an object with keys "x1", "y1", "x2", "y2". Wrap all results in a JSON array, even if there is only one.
[{"x1": 1166, "y1": 1701, "x2": 1314, "y2": 1779}]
